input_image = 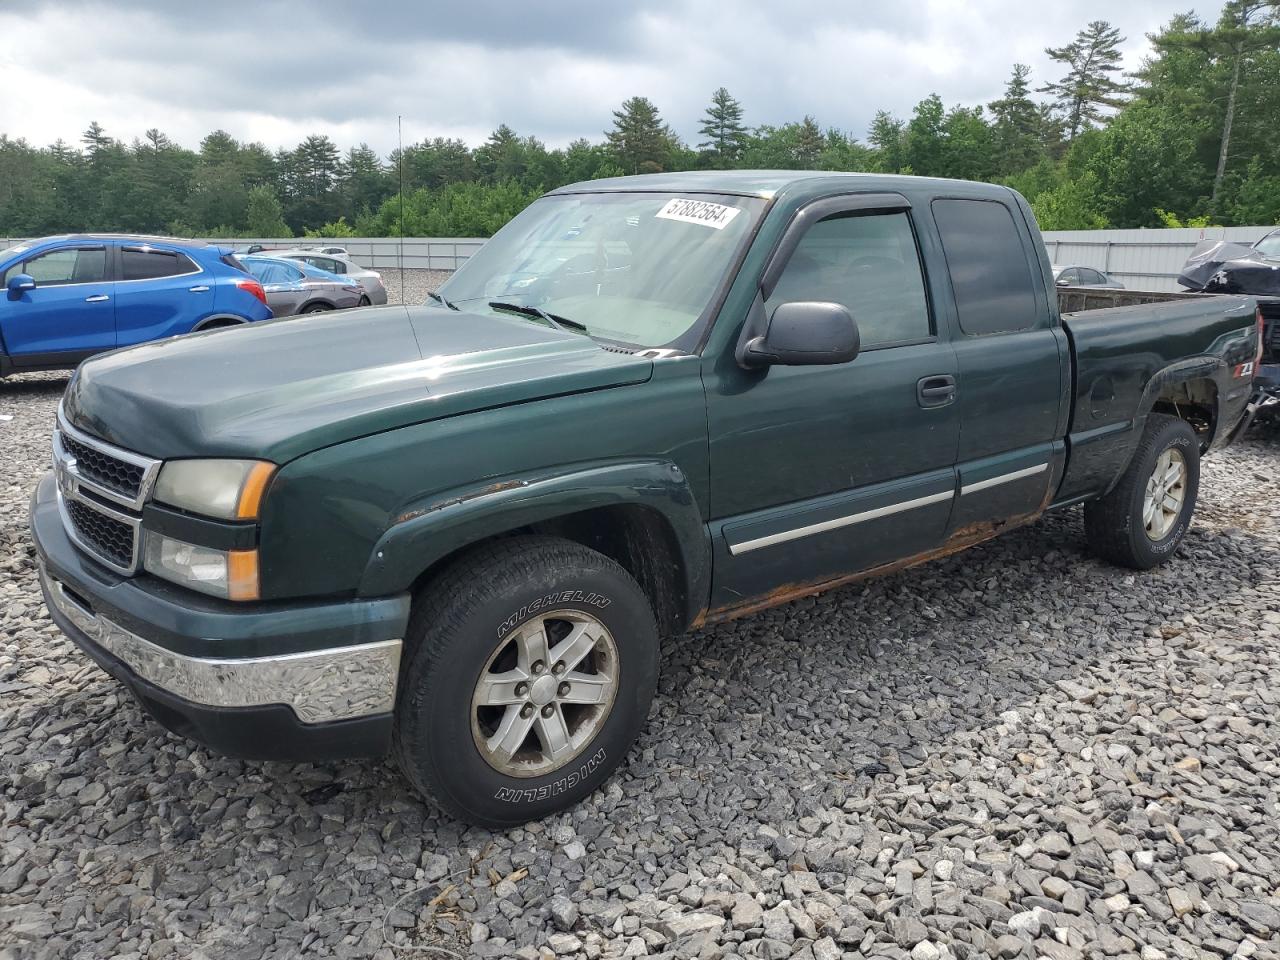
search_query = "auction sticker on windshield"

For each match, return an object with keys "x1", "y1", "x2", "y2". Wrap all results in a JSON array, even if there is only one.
[{"x1": 655, "y1": 198, "x2": 741, "y2": 229}]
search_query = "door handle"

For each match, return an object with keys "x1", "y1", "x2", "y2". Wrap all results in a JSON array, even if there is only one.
[
  {"x1": 917, "y1": 374, "x2": 957, "y2": 408},
  {"x1": 189, "y1": 285, "x2": 210, "y2": 293},
  {"x1": 84, "y1": 294, "x2": 110, "y2": 303}
]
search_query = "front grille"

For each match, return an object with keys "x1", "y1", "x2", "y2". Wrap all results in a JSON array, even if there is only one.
[
  {"x1": 65, "y1": 498, "x2": 136, "y2": 570},
  {"x1": 59, "y1": 431, "x2": 146, "y2": 501}
]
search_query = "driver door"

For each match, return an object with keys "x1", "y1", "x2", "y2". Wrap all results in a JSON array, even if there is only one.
[{"x1": 703, "y1": 194, "x2": 960, "y2": 611}]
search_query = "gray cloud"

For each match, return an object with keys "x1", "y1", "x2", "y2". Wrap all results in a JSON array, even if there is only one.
[{"x1": 0, "y1": 0, "x2": 1224, "y2": 156}]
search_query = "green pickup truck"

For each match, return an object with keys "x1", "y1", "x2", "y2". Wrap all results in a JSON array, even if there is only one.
[{"x1": 32, "y1": 172, "x2": 1261, "y2": 826}]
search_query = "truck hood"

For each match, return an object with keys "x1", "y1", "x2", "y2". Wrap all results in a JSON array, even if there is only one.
[{"x1": 63, "y1": 306, "x2": 654, "y2": 462}]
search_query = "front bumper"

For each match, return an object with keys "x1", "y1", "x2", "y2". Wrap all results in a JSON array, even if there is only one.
[{"x1": 31, "y1": 472, "x2": 410, "y2": 760}]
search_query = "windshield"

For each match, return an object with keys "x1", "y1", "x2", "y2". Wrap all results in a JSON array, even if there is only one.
[
  {"x1": 1256, "y1": 232, "x2": 1280, "y2": 258},
  {"x1": 437, "y1": 191, "x2": 765, "y2": 350}
]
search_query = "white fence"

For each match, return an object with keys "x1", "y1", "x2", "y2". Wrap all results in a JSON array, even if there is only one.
[
  {"x1": 2, "y1": 236, "x2": 488, "y2": 272},
  {"x1": 1041, "y1": 226, "x2": 1273, "y2": 292},
  {"x1": 213, "y1": 237, "x2": 487, "y2": 271}
]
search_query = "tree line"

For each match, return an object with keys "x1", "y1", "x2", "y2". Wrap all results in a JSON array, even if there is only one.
[{"x1": 1, "y1": 4, "x2": 1277, "y2": 241}]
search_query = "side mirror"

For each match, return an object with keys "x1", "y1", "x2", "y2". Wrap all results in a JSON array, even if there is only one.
[
  {"x1": 1055, "y1": 277, "x2": 1070, "y2": 286},
  {"x1": 7, "y1": 273, "x2": 35, "y2": 298},
  {"x1": 742, "y1": 301, "x2": 860, "y2": 368}
]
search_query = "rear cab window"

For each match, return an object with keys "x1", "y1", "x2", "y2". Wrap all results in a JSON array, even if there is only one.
[{"x1": 932, "y1": 198, "x2": 1040, "y2": 335}]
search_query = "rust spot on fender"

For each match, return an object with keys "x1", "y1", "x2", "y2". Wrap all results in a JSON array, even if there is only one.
[
  {"x1": 701, "y1": 509, "x2": 1044, "y2": 626},
  {"x1": 393, "y1": 479, "x2": 529, "y2": 525}
]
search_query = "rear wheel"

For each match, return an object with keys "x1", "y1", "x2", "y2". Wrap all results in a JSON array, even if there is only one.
[
  {"x1": 1084, "y1": 413, "x2": 1200, "y2": 569},
  {"x1": 393, "y1": 536, "x2": 658, "y2": 827},
  {"x1": 198, "y1": 319, "x2": 242, "y2": 331},
  {"x1": 301, "y1": 303, "x2": 332, "y2": 314},
  {"x1": 358, "y1": 295, "x2": 371, "y2": 307}
]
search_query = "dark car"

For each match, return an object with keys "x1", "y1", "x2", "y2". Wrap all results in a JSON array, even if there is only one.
[
  {"x1": 1254, "y1": 228, "x2": 1280, "y2": 258},
  {"x1": 32, "y1": 172, "x2": 1258, "y2": 826},
  {"x1": 1, "y1": 235, "x2": 271, "y2": 378},
  {"x1": 241, "y1": 256, "x2": 366, "y2": 317}
]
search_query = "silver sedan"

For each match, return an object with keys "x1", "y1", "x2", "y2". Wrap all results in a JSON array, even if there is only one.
[
  {"x1": 270, "y1": 249, "x2": 389, "y2": 305},
  {"x1": 241, "y1": 256, "x2": 366, "y2": 317},
  {"x1": 1052, "y1": 264, "x2": 1125, "y2": 289}
]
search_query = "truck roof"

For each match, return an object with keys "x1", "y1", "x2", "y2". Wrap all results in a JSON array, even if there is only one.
[{"x1": 549, "y1": 169, "x2": 1017, "y2": 200}]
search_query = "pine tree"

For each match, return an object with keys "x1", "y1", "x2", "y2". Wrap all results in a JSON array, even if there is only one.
[
  {"x1": 605, "y1": 97, "x2": 674, "y2": 174},
  {"x1": 81, "y1": 122, "x2": 111, "y2": 159},
  {"x1": 793, "y1": 116, "x2": 825, "y2": 168},
  {"x1": 1148, "y1": 1, "x2": 1280, "y2": 207},
  {"x1": 988, "y1": 64, "x2": 1044, "y2": 174},
  {"x1": 143, "y1": 128, "x2": 172, "y2": 153},
  {"x1": 1040, "y1": 21, "x2": 1132, "y2": 140},
  {"x1": 697, "y1": 87, "x2": 748, "y2": 167},
  {"x1": 867, "y1": 111, "x2": 906, "y2": 173}
]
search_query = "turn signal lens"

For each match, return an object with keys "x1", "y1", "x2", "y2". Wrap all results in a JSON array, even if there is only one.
[{"x1": 227, "y1": 550, "x2": 260, "y2": 602}]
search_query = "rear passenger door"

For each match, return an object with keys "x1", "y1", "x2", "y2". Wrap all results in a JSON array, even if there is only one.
[
  {"x1": 930, "y1": 197, "x2": 1067, "y2": 532},
  {"x1": 257, "y1": 261, "x2": 308, "y2": 316},
  {"x1": 113, "y1": 245, "x2": 211, "y2": 347}
]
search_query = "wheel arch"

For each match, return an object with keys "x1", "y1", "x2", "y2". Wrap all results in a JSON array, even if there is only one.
[
  {"x1": 1136, "y1": 358, "x2": 1224, "y2": 452},
  {"x1": 191, "y1": 313, "x2": 247, "y2": 331},
  {"x1": 357, "y1": 461, "x2": 712, "y2": 637}
]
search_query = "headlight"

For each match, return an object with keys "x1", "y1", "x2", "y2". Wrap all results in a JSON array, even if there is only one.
[
  {"x1": 143, "y1": 533, "x2": 260, "y2": 601},
  {"x1": 152, "y1": 459, "x2": 275, "y2": 520}
]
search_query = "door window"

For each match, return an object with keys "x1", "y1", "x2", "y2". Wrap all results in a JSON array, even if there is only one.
[
  {"x1": 4, "y1": 247, "x2": 106, "y2": 286},
  {"x1": 121, "y1": 248, "x2": 197, "y2": 281},
  {"x1": 1080, "y1": 268, "x2": 1106, "y2": 285},
  {"x1": 765, "y1": 211, "x2": 931, "y2": 348},
  {"x1": 1057, "y1": 268, "x2": 1079, "y2": 286},
  {"x1": 932, "y1": 198, "x2": 1039, "y2": 335}
]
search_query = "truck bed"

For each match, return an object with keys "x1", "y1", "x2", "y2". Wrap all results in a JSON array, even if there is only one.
[{"x1": 1054, "y1": 291, "x2": 1258, "y2": 505}]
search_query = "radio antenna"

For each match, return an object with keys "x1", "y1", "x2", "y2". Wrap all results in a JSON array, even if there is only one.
[{"x1": 397, "y1": 114, "x2": 405, "y2": 304}]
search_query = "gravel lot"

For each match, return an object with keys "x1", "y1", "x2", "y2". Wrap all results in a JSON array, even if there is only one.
[
  {"x1": 378, "y1": 268, "x2": 451, "y2": 307},
  {"x1": 2, "y1": 330, "x2": 1279, "y2": 959}
]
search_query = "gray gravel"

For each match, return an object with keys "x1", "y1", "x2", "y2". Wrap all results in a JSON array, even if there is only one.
[
  {"x1": 2, "y1": 363, "x2": 1279, "y2": 960},
  {"x1": 380, "y1": 268, "x2": 451, "y2": 307}
]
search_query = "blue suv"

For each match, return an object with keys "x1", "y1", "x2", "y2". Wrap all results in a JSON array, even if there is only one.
[{"x1": 1, "y1": 235, "x2": 273, "y2": 378}]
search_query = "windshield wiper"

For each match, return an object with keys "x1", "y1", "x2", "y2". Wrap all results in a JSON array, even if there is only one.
[
  {"x1": 487, "y1": 300, "x2": 589, "y2": 333},
  {"x1": 427, "y1": 291, "x2": 459, "y2": 311}
]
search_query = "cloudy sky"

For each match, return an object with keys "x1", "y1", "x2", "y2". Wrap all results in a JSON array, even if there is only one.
[{"x1": 0, "y1": 0, "x2": 1223, "y2": 157}]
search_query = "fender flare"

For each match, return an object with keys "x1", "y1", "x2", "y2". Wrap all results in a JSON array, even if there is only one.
[
  {"x1": 1093, "y1": 356, "x2": 1226, "y2": 496},
  {"x1": 1133, "y1": 355, "x2": 1225, "y2": 437},
  {"x1": 356, "y1": 459, "x2": 711, "y2": 628}
]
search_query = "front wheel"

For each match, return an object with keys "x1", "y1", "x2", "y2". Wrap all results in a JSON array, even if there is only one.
[
  {"x1": 393, "y1": 536, "x2": 658, "y2": 827},
  {"x1": 1084, "y1": 413, "x2": 1200, "y2": 569}
]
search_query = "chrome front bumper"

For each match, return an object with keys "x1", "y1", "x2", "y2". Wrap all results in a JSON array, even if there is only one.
[{"x1": 41, "y1": 565, "x2": 401, "y2": 724}]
